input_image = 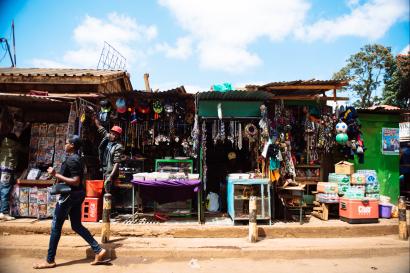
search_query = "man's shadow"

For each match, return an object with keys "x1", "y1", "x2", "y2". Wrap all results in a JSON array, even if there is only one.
[{"x1": 57, "y1": 237, "x2": 127, "y2": 267}]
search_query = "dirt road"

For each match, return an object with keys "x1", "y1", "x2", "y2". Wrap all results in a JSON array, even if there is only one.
[{"x1": 1, "y1": 254, "x2": 409, "y2": 273}]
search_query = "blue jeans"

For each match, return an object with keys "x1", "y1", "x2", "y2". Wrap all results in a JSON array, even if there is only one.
[
  {"x1": 0, "y1": 167, "x2": 14, "y2": 214},
  {"x1": 47, "y1": 191, "x2": 102, "y2": 263}
]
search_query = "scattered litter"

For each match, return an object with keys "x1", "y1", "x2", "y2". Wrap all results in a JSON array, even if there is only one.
[{"x1": 189, "y1": 258, "x2": 200, "y2": 269}]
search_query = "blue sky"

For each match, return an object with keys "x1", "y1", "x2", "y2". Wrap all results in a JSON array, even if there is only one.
[{"x1": 0, "y1": 0, "x2": 409, "y2": 94}]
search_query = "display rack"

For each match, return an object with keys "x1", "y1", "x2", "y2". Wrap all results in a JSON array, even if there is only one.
[
  {"x1": 154, "y1": 159, "x2": 194, "y2": 216},
  {"x1": 227, "y1": 178, "x2": 271, "y2": 225},
  {"x1": 155, "y1": 159, "x2": 193, "y2": 173}
]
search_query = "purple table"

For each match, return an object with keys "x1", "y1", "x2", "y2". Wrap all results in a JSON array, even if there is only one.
[{"x1": 131, "y1": 178, "x2": 202, "y2": 222}]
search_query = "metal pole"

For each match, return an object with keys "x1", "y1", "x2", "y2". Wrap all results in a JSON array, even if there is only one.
[{"x1": 12, "y1": 20, "x2": 16, "y2": 66}]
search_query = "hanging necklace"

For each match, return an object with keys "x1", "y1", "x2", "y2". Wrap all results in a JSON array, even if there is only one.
[{"x1": 238, "y1": 122, "x2": 242, "y2": 150}]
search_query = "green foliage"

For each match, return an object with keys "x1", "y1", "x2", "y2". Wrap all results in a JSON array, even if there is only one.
[
  {"x1": 333, "y1": 44, "x2": 393, "y2": 108},
  {"x1": 383, "y1": 52, "x2": 410, "y2": 108}
]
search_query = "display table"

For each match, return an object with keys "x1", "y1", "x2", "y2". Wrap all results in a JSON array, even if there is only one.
[
  {"x1": 131, "y1": 178, "x2": 201, "y2": 223},
  {"x1": 227, "y1": 178, "x2": 271, "y2": 225},
  {"x1": 278, "y1": 186, "x2": 306, "y2": 225}
]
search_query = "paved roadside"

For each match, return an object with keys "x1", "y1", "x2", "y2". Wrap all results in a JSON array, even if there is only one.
[
  {"x1": 0, "y1": 234, "x2": 408, "y2": 260},
  {"x1": 0, "y1": 217, "x2": 401, "y2": 238}
]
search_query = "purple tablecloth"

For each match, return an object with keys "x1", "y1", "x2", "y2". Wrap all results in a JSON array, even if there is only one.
[{"x1": 131, "y1": 179, "x2": 201, "y2": 204}]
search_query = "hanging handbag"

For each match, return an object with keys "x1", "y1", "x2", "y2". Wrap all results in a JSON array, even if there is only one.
[{"x1": 50, "y1": 183, "x2": 71, "y2": 195}]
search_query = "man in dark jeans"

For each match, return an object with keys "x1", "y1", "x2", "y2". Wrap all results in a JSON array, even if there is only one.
[{"x1": 33, "y1": 135, "x2": 106, "y2": 269}]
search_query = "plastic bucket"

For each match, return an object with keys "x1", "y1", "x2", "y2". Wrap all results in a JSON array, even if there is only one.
[
  {"x1": 85, "y1": 180, "x2": 104, "y2": 198},
  {"x1": 378, "y1": 204, "x2": 392, "y2": 219}
]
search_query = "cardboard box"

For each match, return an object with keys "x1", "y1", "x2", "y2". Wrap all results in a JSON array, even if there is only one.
[
  {"x1": 317, "y1": 182, "x2": 338, "y2": 194},
  {"x1": 351, "y1": 173, "x2": 366, "y2": 184},
  {"x1": 335, "y1": 161, "x2": 354, "y2": 175}
]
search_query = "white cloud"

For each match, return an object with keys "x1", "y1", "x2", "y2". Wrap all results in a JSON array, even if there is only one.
[
  {"x1": 296, "y1": 0, "x2": 409, "y2": 41},
  {"x1": 400, "y1": 44, "x2": 410, "y2": 55},
  {"x1": 159, "y1": 0, "x2": 310, "y2": 72},
  {"x1": 32, "y1": 13, "x2": 157, "y2": 69},
  {"x1": 155, "y1": 36, "x2": 193, "y2": 60},
  {"x1": 346, "y1": 0, "x2": 360, "y2": 8}
]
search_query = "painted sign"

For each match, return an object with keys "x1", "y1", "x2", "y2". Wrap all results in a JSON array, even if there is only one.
[
  {"x1": 399, "y1": 122, "x2": 410, "y2": 142},
  {"x1": 381, "y1": 128, "x2": 400, "y2": 155}
]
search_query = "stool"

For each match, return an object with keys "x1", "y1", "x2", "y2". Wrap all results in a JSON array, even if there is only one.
[{"x1": 81, "y1": 197, "x2": 102, "y2": 222}]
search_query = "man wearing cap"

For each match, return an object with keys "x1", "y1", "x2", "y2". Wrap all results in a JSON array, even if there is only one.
[{"x1": 94, "y1": 117, "x2": 124, "y2": 193}]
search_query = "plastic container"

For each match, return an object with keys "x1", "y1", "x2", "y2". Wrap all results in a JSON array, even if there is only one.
[
  {"x1": 81, "y1": 197, "x2": 102, "y2": 222},
  {"x1": 379, "y1": 204, "x2": 392, "y2": 219},
  {"x1": 85, "y1": 180, "x2": 104, "y2": 198}
]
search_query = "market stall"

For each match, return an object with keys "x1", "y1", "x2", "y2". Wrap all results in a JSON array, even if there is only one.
[
  {"x1": 95, "y1": 87, "x2": 200, "y2": 222},
  {"x1": 0, "y1": 94, "x2": 71, "y2": 219}
]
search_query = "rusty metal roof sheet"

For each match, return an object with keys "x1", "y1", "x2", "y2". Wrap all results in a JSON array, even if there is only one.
[
  {"x1": 0, "y1": 67, "x2": 126, "y2": 77},
  {"x1": 0, "y1": 67, "x2": 133, "y2": 94},
  {"x1": 246, "y1": 79, "x2": 348, "y2": 95}
]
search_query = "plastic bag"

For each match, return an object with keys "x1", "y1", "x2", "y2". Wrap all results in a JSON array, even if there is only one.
[{"x1": 206, "y1": 192, "x2": 219, "y2": 212}]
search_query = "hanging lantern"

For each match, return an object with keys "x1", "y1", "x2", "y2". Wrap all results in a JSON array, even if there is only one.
[
  {"x1": 336, "y1": 133, "x2": 348, "y2": 144},
  {"x1": 335, "y1": 121, "x2": 348, "y2": 133}
]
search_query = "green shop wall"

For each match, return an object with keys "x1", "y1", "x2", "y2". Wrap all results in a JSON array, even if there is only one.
[
  {"x1": 198, "y1": 101, "x2": 263, "y2": 117},
  {"x1": 354, "y1": 113, "x2": 400, "y2": 204}
]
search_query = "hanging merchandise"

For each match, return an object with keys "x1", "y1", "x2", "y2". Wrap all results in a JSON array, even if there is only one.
[
  {"x1": 244, "y1": 123, "x2": 258, "y2": 148},
  {"x1": 98, "y1": 99, "x2": 112, "y2": 130},
  {"x1": 137, "y1": 100, "x2": 150, "y2": 115},
  {"x1": 228, "y1": 121, "x2": 235, "y2": 145},
  {"x1": 152, "y1": 100, "x2": 163, "y2": 120},
  {"x1": 217, "y1": 103, "x2": 223, "y2": 120},
  {"x1": 116, "y1": 98, "x2": 127, "y2": 114},
  {"x1": 335, "y1": 121, "x2": 348, "y2": 133},
  {"x1": 201, "y1": 121, "x2": 207, "y2": 191},
  {"x1": 220, "y1": 120, "x2": 225, "y2": 142},
  {"x1": 130, "y1": 110, "x2": 138, "y2": 124},
  {"x1": 337, "y1": 106, "x2": 366, "y2": 163},
  {"x1": 336, "y1": 133, "x2": 349, "y2": 144},
  {"x1": 238, "y1": 122, "x2": 242, "y2": 150},
  {"x1": 191, "y1": 114, "x2": 199, "y2": 157},
  {"x1": 259, "y1": 104, "x2": 269, "y2": 139}
]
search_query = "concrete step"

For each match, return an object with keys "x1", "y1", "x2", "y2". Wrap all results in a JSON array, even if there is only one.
[
  {"x1": 0, "y1": 234, "x2": 408, "y2": 260},
  {"x1": 0, "y1": 217, "x2": 402, "y2": 238}
]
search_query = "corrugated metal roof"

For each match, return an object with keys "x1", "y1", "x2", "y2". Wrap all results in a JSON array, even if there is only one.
[
  {"x1": 0, "y1": 67, "x2": 126, "y2": 77},
  {"x1": 357, "y1": 105, "x2": 409, "y2": 114},
  {"x1": 246, "y1": 79, "x2": 348, "y2": 94},
  {"x1": 105, "y1": 86, "x2": 194, "y2": 99},
  {"x1": 0, "y1": 67, "x2": 133, "y2": 94},
  {"x1": 197, "y1": 90, "x2": 275, "y2": 101}
]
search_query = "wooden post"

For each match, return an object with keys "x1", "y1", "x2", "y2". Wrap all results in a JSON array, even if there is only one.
[
  {"x1": 248, "y1": 196, "x2": 258, "y2": 243},
  {"x1": 398, "y1": 196, "x2": 408, "y2": 240},
  {"x1": 144, "y1": 73, "x2": 151, "y2": 92},
  {"x1": 101, "y1": 193, "x2": 112, "y2": 243}
]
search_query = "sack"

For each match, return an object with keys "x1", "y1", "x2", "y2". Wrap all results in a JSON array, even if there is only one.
[{"x1": 50, "y1": 183, "x2": 71, "y2": 195}]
